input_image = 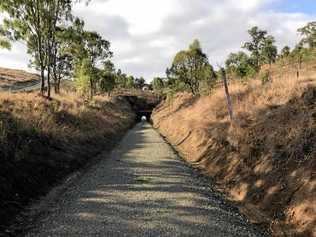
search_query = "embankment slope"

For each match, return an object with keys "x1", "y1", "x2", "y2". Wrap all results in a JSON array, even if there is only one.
[
  {"x1": 152, "y1": 74, "x2": 316, "y2": 236},
  {"x1": 0, "y1": 92, "x2": 135, "y2": 233}
]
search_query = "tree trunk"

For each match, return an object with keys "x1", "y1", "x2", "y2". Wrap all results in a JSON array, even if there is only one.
[
  {"x1": 35, "y1": 0, "x2": 46, "y2": 96},
  {"x1": 297, "y1": 57, "x2": 302, "y2": 79},
  {"x1": 53, "y1": 64, "x2": 59, "y2": 94},
  {"x1": 220, "y1": 68, "x2": 234, "y2": 121},
  {"x1": 40, "y1": 66, "x2": 45, "y2": 95},
  {"x1": 47, "y1": 64, "x2": 51, "y2": 98},
  {"x1": 38, "y1": 36, "x2": 45, "y2": 95},
  {"x1": 57, "y1": 75, "x2": 61, "y2": 94},
  {"x1": 188, "y1": 82, "x2": 195, "y2": 95},
  {"x1": 90, "y1": 78, "x2": 94, "y2": 99},
  {"x1": 268, "y1": 63, "x2": 272, "y2": 82}
]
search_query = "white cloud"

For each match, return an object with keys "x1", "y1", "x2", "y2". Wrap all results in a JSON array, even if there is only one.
[
  {"x1": 0, "y1": 0, "x2": 315, "y2": 81},
  {"x1": 74, "y1": 0, "x2": 178, "y2": 35}
]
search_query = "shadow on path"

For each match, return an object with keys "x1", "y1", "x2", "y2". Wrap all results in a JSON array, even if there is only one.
[{"x1": 25, "y1": 123, "x2": 267, "y2": 237}]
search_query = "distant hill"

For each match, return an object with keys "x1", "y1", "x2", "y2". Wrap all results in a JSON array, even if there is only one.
[{"x1": 0, "y1": 67, "x2": 40, "y2": 88}]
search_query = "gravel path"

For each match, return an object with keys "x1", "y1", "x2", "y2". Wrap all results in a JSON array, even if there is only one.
[{"x1": 25, "y1": 123, "x2": 266, "y2": 237}]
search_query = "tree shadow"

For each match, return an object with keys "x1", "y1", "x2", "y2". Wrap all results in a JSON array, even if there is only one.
[
  {"x1": 0, "y1": 99, "x2": 135, "y2": 235},
  {"x1": 20, "y1": 123, "x2": 266, "y2": 237}
]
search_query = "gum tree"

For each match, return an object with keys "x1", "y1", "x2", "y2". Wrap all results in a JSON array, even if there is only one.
[
  {"x1": 225, "y1": 51, "x2": 255, "y2": 79},
  {"x1": 167, "y1": 39, "x2": 216, "y2": 95},
  {"x1": 298, "y1": 21, "x2": 316, "y2": 48},
  {"x1": 242, "y1": 26, "x2": 268, "y2": 71},
  {"x1": 65, "y1": 18, "x2": 112, "y2": 98},
  {"x1": 0, "y1": 0, "x2": 74, "y2": 98}
]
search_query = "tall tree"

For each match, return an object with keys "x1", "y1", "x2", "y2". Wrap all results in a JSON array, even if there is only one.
[
  {"x1": 152, "y1": 77, "x2": 165, "y2": 93},
  {"x1": 74, "y1": 57, "x2": 93, "y2": 96},
  {"x1": 99, "y1": 60, "x2": 116, "y2": 95},
  {"x1": 298, "y1": 21, "x2": 316, "y2": 48},
  {"x1": 225, "y1": 51, "x2": 255, "y2": 79},
  {"x1": 135, "y1": 77, "x2": 146, "y2": 89},
  {"x1": 0, "y1": 0, "x2": 74, "y2": 98},
  {"x1": 167, "y1": 39, "x2": 216, "y2": 95},
  {"x1": 242, "y1": 26, "x2": 268, "y2": 71},
  {"x1": 261, "y1": 36, "x2": 278, "y2": 66},
  {"x1": 280, "y1": 46, "x2": 291, "y2": 58},
  {"x1": 126, "y1": 76, "x2": 135, "y2": 89},
  {"x1": 292, "y1": 42, "x2": 305, "y2": 78},
  {"x1": 51, "y1": 27, "x2": 73, "y2": 93},
  {"x1": 65, "y1": 18, "x2": 112, "y2": 98}
]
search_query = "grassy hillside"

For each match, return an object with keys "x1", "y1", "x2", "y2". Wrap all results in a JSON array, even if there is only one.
[
  {"x1": 152, "y1": 61, "x2": 316, "y2": 236},
  {"x1": 0, "y1": 91, "x2": 135, "y2": 232},
  {"x1": 0, "y1": 67, "x2": 39, "y2": 88}
]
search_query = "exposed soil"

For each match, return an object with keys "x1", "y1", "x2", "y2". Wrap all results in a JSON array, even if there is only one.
[{"x1": 152, "y1": 83, "x2": 316, "y2": 236}]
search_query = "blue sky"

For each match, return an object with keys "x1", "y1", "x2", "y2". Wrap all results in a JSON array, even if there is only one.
[
  {"x1": 0, "y1": 0, "x2": 315, "y2": 80},
  {"x1": 274, "y1": 0, "x2": 316, "y2": 14}
]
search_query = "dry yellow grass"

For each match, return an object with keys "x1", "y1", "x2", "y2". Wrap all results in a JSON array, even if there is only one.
[
  {"x1": 0, "y1": 91, "x2": 135, "y2": 230},
  {"x1": 153, "y1": 62, "x2": 316, "y2": 237},
  {"x1": 0, "y1": 67, "x2": 39, "y2": 87}
]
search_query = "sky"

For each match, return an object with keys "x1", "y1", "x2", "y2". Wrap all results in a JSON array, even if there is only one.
[{"x1": 0, "y1": 0, "x2": 315, "y2": 81}]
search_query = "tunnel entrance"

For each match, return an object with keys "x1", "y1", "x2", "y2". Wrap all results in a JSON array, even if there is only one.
[
  {"x1": 136, "y1": 110, "x2": 152, "y2": 122},
  {"x1": 123, "y1": 95, "x2": 161, "y2": 122}
]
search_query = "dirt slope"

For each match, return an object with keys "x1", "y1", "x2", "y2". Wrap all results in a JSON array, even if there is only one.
[
  {"x1": 152, "y1": 74, "x2": 316, "y2": 236},
  {"x1": 0, "y1": 92, "x2": 135, "y2": 234}
]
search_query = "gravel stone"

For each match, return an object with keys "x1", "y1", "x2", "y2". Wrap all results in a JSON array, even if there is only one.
[{"x1": 25, "y1": 123, "x2": 267, "y2": 237}]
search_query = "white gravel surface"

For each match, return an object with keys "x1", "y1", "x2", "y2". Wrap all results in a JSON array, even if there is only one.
[{"x1": 24, "y1": 123, "x2": 267, "y2": 237}]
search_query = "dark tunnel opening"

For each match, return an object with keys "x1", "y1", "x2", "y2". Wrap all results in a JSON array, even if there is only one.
[
  {"x1": 136, "y1": 111, "x2": 153, "y2": 122},
  {"x1": 123, "y1": 95, "x2": 161, "y2": 123}
]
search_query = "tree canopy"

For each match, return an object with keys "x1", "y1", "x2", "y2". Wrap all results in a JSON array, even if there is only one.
[
  {"x1": 167, "y1": 39, "x2": 216, "y2": 95},
  {"x1": 298, "y1": 21, "x2": 316, "y2": 48},
  {"x1": 0, "y1": 0, "x2": 75, "y2": 97}
]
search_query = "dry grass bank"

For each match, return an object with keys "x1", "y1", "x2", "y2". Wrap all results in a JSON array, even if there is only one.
[
  {"x1": 152, "y1": 64, "x2": 316, "y2": 236},
  {"x1": 0, "y1": 67, "x2": 39, "y2": 87},
  {"x1": 0, "y1": 91, "x2": 135, "y2": 231}
]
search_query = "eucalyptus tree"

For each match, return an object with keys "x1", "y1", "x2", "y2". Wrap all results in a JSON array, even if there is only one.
[
  {"x1": 64, "y1": 18, "x2": 112, "y2": 98},
  {"x1": 291, "y1": 42, "x2": 306, "y2": 78},
  {"x1": 0, "y1": 0, "x2": 74, "y2": 98},
  {"x1": 242, "y1": 26, "x2": 278, "y2": 73},
  {"x1": 298, "y1": 21, "x2": 316, "y2": 48},
  {"x1": 45, "y1": 0, "x2": 73, "y2": 96},
  {"x1": 280, "y1": 46, "x2": 291, "y2": 58},
  {"x1": 261, "y1": 36, "x2": 278, "y2": 66},
  {"x1": 225, "y1": 51, "x2": 255, "y2": 79},
  {"x1": 99, "y1": 60, "x2": 116, "y2": 95},
  {"x1": 51, "y1": 27, "x2": 73, "y2": 93},
  {"x1": 0, "y1": 26, "x2": 11, "y2": 49},
  {"x1": 152, "y1": 77, "x2": 165, "y2": 93},
  {"x1": 135, "y1": 77, "x2": 146, "y2": 89},
  {"x1": 167, "y1": 39, "x2": 216, "y2": 95},
  {"x1": 242, "y1": 26, "x2": 268, "y2": 71},
  {"x1": 126, "y1": 76, "x2": 135, "y2": 89}
]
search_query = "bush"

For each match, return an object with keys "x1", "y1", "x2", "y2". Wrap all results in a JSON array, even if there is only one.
[{"x1": 260, "y1": 70, "x2": 271, "y2": 85}]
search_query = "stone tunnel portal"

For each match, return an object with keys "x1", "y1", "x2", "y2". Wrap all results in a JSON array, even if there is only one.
[{"x1": 124, "y1": 95, "x2": 161, "y2": 122}]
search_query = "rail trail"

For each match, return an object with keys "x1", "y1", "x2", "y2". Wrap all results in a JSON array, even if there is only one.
[{"x1": 21, "y1": 123, "x2": 266, "y2": 237}]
